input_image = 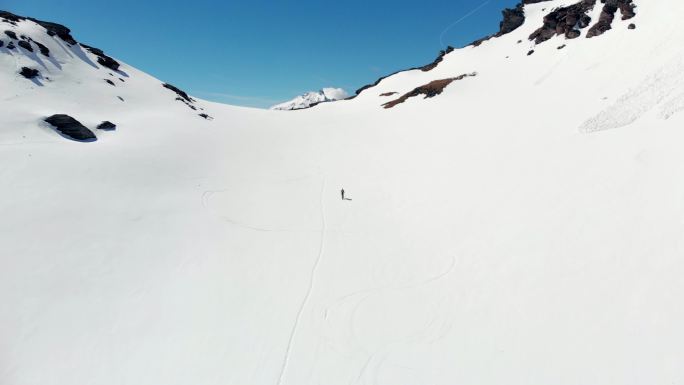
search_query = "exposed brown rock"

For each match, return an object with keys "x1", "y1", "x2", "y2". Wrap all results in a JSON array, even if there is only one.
[
  {"x1": 382, "y1": 73, "x2": 476, "y2": 109},
  {"x1": 529, "y1": 0, "x2": 596, "y2": 44},
  {"x1": 380, "y1": 92, "x2": 398, "y2": 97},
  {"x1": 587, "y1": 0, "x2": 636, "y2": 38}
]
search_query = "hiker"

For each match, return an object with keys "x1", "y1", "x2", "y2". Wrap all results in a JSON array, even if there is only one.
[{"x1": 341, "y1": 188, "x2": 345, "y2": 200}]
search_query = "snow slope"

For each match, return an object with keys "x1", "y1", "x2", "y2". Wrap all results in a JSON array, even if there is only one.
[
  {"x1": 2, "y1": 1, "x2": 684, "y2": 384},
  {"x1": 270, "y1": 87, "x2": 349, "y2": 110}
]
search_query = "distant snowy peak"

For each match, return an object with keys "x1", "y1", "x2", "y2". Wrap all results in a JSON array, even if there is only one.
[{"x1": 270, "y1": 88, "x2": 349, "y2": 110}]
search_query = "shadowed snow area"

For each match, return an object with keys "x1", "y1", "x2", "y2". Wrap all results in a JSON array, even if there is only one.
[{"x1": 3, "y1": 1, "x2": 684, "y2": 384}]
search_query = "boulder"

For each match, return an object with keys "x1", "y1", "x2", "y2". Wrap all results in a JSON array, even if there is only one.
[
  {"x1": 4, "y1": 30, "x2": 17, "y2": 39},
  {"x1": 19, "y1": 67, "x2": 39, "y2": 79},
  {"x1": 96, "y1": 121, "x2": 116, "y2": 131},
  {"x1": 17, "y1": 40, "x2": 32, "y2": 52},
  {"x1": 44, "y1": 114, "x2": 97, "y2": 142}
]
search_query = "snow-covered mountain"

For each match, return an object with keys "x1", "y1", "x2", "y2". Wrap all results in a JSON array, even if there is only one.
[
  {"x1": 270, "y1": 87, "x2": 348, "y2": 110},
  {"x1": 4, "y1": 1, "x2": 684, "y2": 384}
]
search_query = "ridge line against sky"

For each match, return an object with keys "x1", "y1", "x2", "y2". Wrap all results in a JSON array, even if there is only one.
[{"x1": 5, "y1": 0, "x2": 521, "y2": 108}]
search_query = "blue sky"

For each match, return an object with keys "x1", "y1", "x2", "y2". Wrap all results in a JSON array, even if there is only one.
[{"x1": 6, "y1": 0, "x2": 519, "y2": 107}]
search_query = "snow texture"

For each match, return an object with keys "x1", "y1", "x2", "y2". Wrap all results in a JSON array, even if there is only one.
[{"x1": 3, "y1": 1, "x2": 684, "y2": 384}]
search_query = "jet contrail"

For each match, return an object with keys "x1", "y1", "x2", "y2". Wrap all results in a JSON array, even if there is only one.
[{"x1": 439, "y1": 0, "x2": 495, "y2": 48}]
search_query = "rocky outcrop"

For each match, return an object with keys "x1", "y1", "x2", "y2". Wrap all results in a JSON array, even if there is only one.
[
  {"x1": 4, "y1": 29, "x2": 17, "y2": 39},
  {"x1": 529, "y1": 0, "x2": 596, "y2": 44},
  {"x1": 1, "y1": 11, "x2": 77, "y2": 45},
  {"x1": 527, "y1": 0, "x2": 636, "y2": 42},
  {"x1": 472, "y1": 0, "x2": 553, "y2": 46},
  {"x1": 80, "y1": 44, "x2": 120, "y2": 71},
  {"x1": 44, "y1": 114, "x2": 97, "y2": 142},
  {"x1": 420, "y1": 46, "x2": 455, "y2": 72},
  {"x1": 163, "y1": 83, "x2": 195, "y2": 103},
  {"x1": 380, "y1": 92, "x2": 398, "y2": 97},
  {"x1": 19, "y1": 67, "x2": 39, "y2": 79},
  {"x1": 499, "y1": 3, "x2": 526, "y2": 36},
  {"x1": 96, "y1": 121, "x2": 116, "y2": 131},
  {"x1": 587, "y1": 0, "x2": 636, "y2": 38},
  {"x1": 382, "y1": 73, "x2": 476, "y2": 109}
]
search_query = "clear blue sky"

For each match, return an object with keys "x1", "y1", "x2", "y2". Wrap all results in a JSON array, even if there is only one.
[{"x1": 5, "y1": 0, "x2": 519, "y2": 107}]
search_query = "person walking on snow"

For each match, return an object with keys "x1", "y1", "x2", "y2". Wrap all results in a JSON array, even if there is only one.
[{"x1": 341, "y1": 188, "x2": 345, "y2": 200}]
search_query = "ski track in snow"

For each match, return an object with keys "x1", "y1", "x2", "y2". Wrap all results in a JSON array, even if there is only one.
[
  {"x1": 580, "y1": 54, "x2": 684, "y2": 132},
  {"x1": 275, "y1": 177, "x2": 327, "y2": 385}
]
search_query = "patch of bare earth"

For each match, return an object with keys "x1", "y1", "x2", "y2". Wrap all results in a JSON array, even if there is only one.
[{"x1": 382, "y1": 73, "x2": 476, "y2": 109}]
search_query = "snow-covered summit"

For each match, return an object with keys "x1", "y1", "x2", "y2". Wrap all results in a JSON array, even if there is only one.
[{"x1": 270, "y1": 87, "x2": 349, "y2": 110}]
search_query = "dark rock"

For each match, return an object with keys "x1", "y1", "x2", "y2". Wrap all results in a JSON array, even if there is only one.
[
  {"x1": 0, "y1": 11, "x2": 22, "y2": 23},
  {"x1": 96, "y1": 121, "x2": 116, "y2": 131},
  {"x1": 34, "y1": 41, "x2": 50, "y2": 56},
  {"x1": 469, "y1": 0, "x2": 554, "y2": 47},
  {"x1": 164, "y1": 83, "x2": 195, "y2": 103},
  {"x1": 619, "y1": 0, "x2": 636, "y2": 19},
  {"x1": 198, "y1": 113, "x2": 212, "y2": 120},
  {"x1": 117, "y1": 96, "x2": 124, "y2": 102},
  {"x1": 586, "y1": 0, "x2": 635, "y2": 38},
  {"x1": 0, "y1": 11, "x2": 77, "y2": 44},
  {"x1": 529, "y1": 0, "x2": 596, "y2": 44},
  {"x1": 420, "y1": 46, "x2": 454, "y2": 72},
  {"x1": 119, "y1": 78, "x2": 125, "y2": 82},
  {"x1": 4, "y1": 30, "x2": 17, "y2": 39},
  {"x1": 105, "y1": 79, "x2": 115, "y2": 86},
  {"x1": 628, "y1": 23, "x2": 636, "y2": 29},
  {"x1": 7, "y1": 41, "x2": 14, "y2": 49},
  {"x1": 382, "y1": 73, "x2": 476, "y2": 109},
  {"x1": 353, "y1": 47, "x2": 457, "y2": 96},
  {"x1": 31, "y1": 19, "x2": 77, "y2": 45},
  {"x1": 557, "y1": 44, "x2": 567, "y2": 49},
  {"x1": 0, "y1": 40, "x2": 3, "y2": 48},
  {"x1": 499, "y1": 3, "x2": 526, "y2": 35},
  {"x1": 527, "y1": 49, "x2": 535, "y2": 56},
  {"x1": 19, "y1": 67, "x2": 39, "y2": 79},
  {"x1": 17, "y1": 40, "x2": 32, "y2": 52},
  {"x1": 587, "y1": 1, "x2": 616, "y2": 38},
  {"x1": 44, "y1": 114, "x2": 97, "y2": 142},
  {"x1": 379, "y1": 92, "x2": 398, "y2": 97},
  {"x1": 80, "y1": 43, "x2": 120, "y2": 71}
]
